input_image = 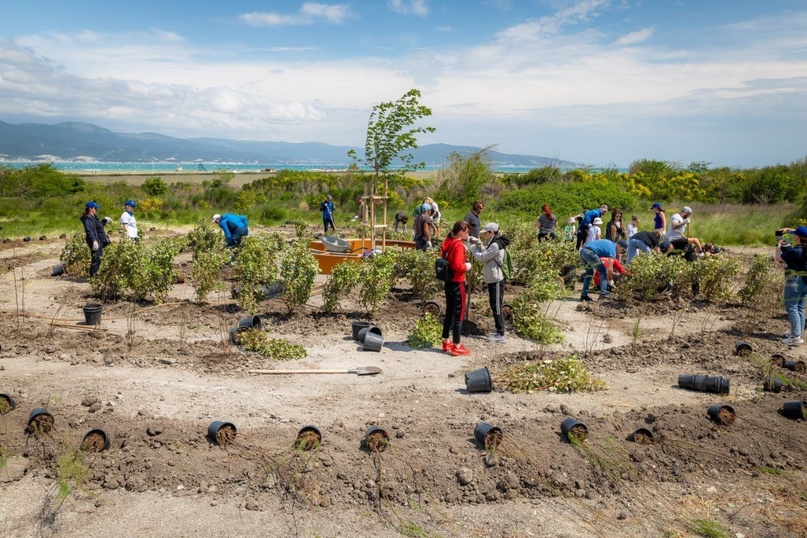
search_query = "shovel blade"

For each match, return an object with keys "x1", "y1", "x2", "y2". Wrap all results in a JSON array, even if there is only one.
[{"x1": 351, "y1": 366, "x2": 382, "y2": 376}]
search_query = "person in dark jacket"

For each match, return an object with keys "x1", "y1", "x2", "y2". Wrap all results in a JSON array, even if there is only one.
[
  {"x1": 440, "y1": 221, "x2": 472, "y2": 357},
  {"x1": 627, "y1": 230, "x2": 672, "y2": 263},
  {"x1": 80, "y1": 201, "x2": 111, "y2": 277},
  {"x1": 213, "y1": 213, "x2": 249, "y2": 248},
  {"x1": 775, "y1": 226, "x2": 807, "y2": 346},
  {"x1": 393, "y1": 210, "x2": 409, "y2": 232},
  {"x1": 464, "y1": 200, "x2": 484, "y2": 238}
]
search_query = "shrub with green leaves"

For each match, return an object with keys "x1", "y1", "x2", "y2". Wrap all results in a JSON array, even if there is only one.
[
  {"x1": 739, "y1": 254, "x2": 781, "y2": 306},
  {"x1": 188, "y1": 221, "x2": 229, "y2": 303},
  {"x1": 405, "y1": 313, "x2": 443, "y2": 348},
  {"x1": 682, "y1": 255, "x2": 741, "y2": 300},
  {"x1": 322, "y1": 261, "x2": 362, "y2": 313},
  {"x1": 511, "y1": 292, "x2": 564, "y2": 344},
  {"x1": 59, "y1": 233, "x2": 91, "y2": 277},
  {"x1": 233, "y1": 233, "x2": 284, "y2": 314},
  {"x1": 238, "y1": 329, "x2": 307, "y2": 360},
  {"x1": 393, "y1": 248, "x2": 443, "y2": 299},
  {"x1": 279, "y1": 241, "x2": 319, "y2": 314},
  {"x1": 358, "y1": 251, "x2": 397, "y2": 316},
  {"x1": 615, "y1": 254, "x2": 689, "y2": 301},
  {"x1": 141, "y1": 176, "x2": 168, "y2": 196},
  {"x1": 499, "y1": 355, "x2": 607, "y2": 394}
]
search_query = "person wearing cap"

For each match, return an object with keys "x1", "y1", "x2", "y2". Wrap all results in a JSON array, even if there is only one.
[
  {"x1": 665, "y1": 206, "x2": 703, "y2": 254},
  {"x1": 469, "y1": 222, "x2": 510, "y2": 343},
  {"x1": 413, "y1": 203, "x2": 433, "y2": 250},
  {"x1": 579, "y1": 238, "x2": 626, "y2": 301},
  {"x1": 536, "y1": 204, "x2": 558, "y2": 242},
  {"x1": 120, "y1": 200, "x2": 139, "y2": 241},
  {"x1": 320, "y1": 195, "x2": 335, "y2": 234},
  {"x1": 576, "y1": 204, "x2": 609, "y2": 249},
  {"x1": 586, "y1": 217, "x2": 603, "y2": 244},
  {"x1": 774, "y1": 226, "x2": 807, "y2": 346},
  {"x1": 464, "y1": 200, "x2": 484, "y2": 238},
  {"x1": 651, "y1": 202, "x2": 666, "y2": 234},
  {"x1": 212, "y1": 213, "x2": 249, "y2": 248},
  {"x1": 564, "y1": 216, "x2": 577, "y2": 242},
  {"x1": 627, "y1": 230, "x2": 671, "y2": 264},
  {"x1": 81, "y1": 201, "x2": 111, "y2": 277},
  {"x1": 439, "y1": 221, "x2": 472, "y2": 356}
]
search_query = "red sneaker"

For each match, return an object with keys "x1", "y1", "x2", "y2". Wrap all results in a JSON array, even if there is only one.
[
  {"x1": 441, "y1": 341, "x2": 455, "y2": 353},
  {"x1": 450, "y1": 344, "x2": 471, "y2": 356}
]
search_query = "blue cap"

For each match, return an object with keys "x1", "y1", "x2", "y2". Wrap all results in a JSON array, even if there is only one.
[
  {"x1": 85, "y1": 201, "x2": 99, "y2": 209},
  {"x1": 124, "y1": 200, "x2": 136, "y2": 207},
  {"x1": 616, "y1": 239, "x2": 628, "y2": 250},
  {"x1": 421, "y1": 203, "x2": 431, "y2": 212},
  {"x1": 651, "y1": 202, "x2": 662, "y2": 210},
  {"x1": 789, "y1": 226, "x2": 807, "y2": 237}
]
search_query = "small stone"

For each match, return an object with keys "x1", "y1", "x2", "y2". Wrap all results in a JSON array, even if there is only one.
[
  {"x1": 0, "y1": 456, "x2": 29, "y2": 482},
  {"x1": 159, "y1": 358, "x2": 176, "y2": 365},
  {"x1": 244, "y1": 499, "x2": 260, "y2": 511},
  {"x1": 88, "y1": 403, "x2": 102, "y2": 413},
  {"x1": 457, "y1": 467, "x2": 474, "y2": 486}
]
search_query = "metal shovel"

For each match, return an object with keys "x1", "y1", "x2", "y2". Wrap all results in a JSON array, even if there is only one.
[{"x1": 249, "y1": 366, "x2": 382, "y2": 376}]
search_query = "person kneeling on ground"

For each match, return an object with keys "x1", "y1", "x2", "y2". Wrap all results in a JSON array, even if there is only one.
[
  {"x1": 440, "y1": 221, "x2": 472, "y2": 356},
  {"x1": 213, "y1": 213, "x2": 249, "y2": 248},
  {"x1": 579, "y1": 239, "x2": 626, "y2": 301},
  {"x1": 469, "y1": 222, "x2": 509, "y2": 343}
]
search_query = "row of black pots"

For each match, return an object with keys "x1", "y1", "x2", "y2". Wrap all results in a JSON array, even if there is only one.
[
  {"x1": 11, "y1": 406, "x2": 110, "y2": 452},
  {"x1": 770, "y1": 354, "x2": 806, "y2": 373},
  {"x1": 208, "y1": 421, "x2": 390, "y2": 452},
  {"x1": 678, "y1": 374, "x2": 730, "y2": 394},
  {"x1": 350, "y1": 321, "x2": 383, "y2": 352}
]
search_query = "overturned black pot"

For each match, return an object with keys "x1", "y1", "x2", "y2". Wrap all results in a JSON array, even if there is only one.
[
  {"x1": 0, "y1": 393, "x2": 16, "y2": 415},
  {"x1": 81, "y1": 429, "x2": 111, "y2": 453},
  {"x1": 51, "y1": 264, "x2": 65, "y2": 277},
  {"x1": 762, "y1": 376, "x2": 782, "y2": 393},
  {"x1": 357, "y1": 326, "x2": 382, "y2": 343},
  {"x1": 678, "y1": 374, "x2": 730, "y2": 394},
  {"x1": 422, "y1": 301, "x2": 441, "y2": 317},
  {"x1": 561, "y1": 417, "x2": 588, "y2": 443},
  {"x1": 706, "y1": 404, "x2": 736, "y2": 426},
  {"x1": 27, "y1": 408, "x2": 54, "y2": 437},
  {"x1": 629, "y1": 428, "x2": 653, "y2": 444},
  {"x1": 784, "y1": 360, "x2": 806, "y2": 374},
  {"x1": 734, "y1": 341, "x2": 752, "y2": 356},
  {"x1": 229, "y1": 326, "x2": 250, "y2": 345},
  {"x1": 294, "y1": 425, "x2": 322, "y2": 451},
  {"x1": 237, "y1": 315, "x2": 262, "y2": 330},
  {"x1": 364, "y1": 426, "x2": 390, "y2": 453},
  {"x1": 473, "y1": 422, "x2": 503, "y2": 449},
  {"x1": 781, "y1": 401, "x2": 806, "y2": 420},
  {"x1": 465, "y1": 367, "x2": 492, "y2": 393},
  {"x1": 351, "y1": 321, "x2": 371, "y2": 341},
  {"x1": 362, "y1": 332, "x2": 384, "y2": 352},
  {"x1": 208, "y1": 421, "x2": 237, "y2": 446},
  {"x1": 770, "y1": 353, "x2": 787, "y2": 368}
]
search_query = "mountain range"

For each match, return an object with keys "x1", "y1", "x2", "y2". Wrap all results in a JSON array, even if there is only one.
[{"x1": 0, "y1": 120, "x2": 577, "y2": 168}]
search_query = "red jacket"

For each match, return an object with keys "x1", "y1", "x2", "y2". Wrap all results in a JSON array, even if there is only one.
[
  {"x1": 594, "y1": 257, "x2": 626, "y2": 286},
  {"x1": 440, "y1": 237, "x2": 467, "y2": 283}
]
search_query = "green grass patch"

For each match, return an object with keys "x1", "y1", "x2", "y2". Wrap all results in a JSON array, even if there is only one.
[
  {"x1": 498, "y1": 355, "x2": 606, "y2": 394},
  {"x1": 686, "y1": 518, "x2": 730, "y2": 538}
]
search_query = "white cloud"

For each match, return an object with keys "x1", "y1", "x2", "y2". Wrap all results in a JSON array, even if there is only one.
[
  {"x1": 240, "y1": 3, "x2": 352, "y2": 26},
  {"x1": 614, "y1": 26, "x2": 654, "y2": 46},
  {"x1": 388, "y1": 0, "x2": 429, "y2": 17}
]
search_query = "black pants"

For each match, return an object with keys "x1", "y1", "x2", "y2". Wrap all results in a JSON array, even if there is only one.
[
  {"x1": 575, "y1": 229, "x2": 587, "y2": 250},
  {"x1": 442, "y1": 281, "x2": 466, "y2": 344},
  {"x1": 89, "y1": 244, "x2": 104, "y2": 277},
  {"x1": 487, "y1": 280, "x2": 505, "y2": 335},
  {"x1": 538, "y1": 232, "x2": 556, "y2": 242}
]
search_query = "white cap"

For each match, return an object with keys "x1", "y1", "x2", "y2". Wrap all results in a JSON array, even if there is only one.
[
  {"x1": 483, "y1": 222, "x2": 499, "y2": 233},
  {"x1": 593, "y1": 217, "x2": 603, "y2": 225},
  {"x1": 212, "y1": 214, "x2": 221, "y2": 222},
  {"x1": 682, "y1": 206, "x2": 692, "y2": 214}
]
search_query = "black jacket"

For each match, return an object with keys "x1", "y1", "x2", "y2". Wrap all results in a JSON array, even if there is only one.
[{"x1": 81, "y1": 214, "x2": 110, "y2": 248}]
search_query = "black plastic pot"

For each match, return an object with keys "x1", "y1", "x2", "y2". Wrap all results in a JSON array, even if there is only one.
[
  {"x1": 781, "y1": 401, "x2": 806, "y2": 420},
  {"x1": 208, "y1": 421, "x2": 237, "y2": 446},
  {"x1": 82, "y1": 303, "x2": 103, "y2": 325},
  {"x1": 473, "y1": 422, "x2": 503, "y2": 449},
  {"x1": 51, "y1": 264, "x2": 65, "y2": 277},
  {"x1": 357, "y1": 326, "x2": 383, "y2": 343},
  {"x1": 707, "y1": 404, "x2": 736, "y2": 426},
  {"x1": 294, "y1": 425, "x2": 322, "y2": 451},
  {"x1": 784, "y1": 360, "x2": 806, "y2": 373},
  {"x1": 629, "y1": 428, "x2": 654, "y2": 444},
  {"x1": 0, "y1": 393, "x2": 16, "y2": 415},
  {"x1": 237, "y1": 315, "x2": 262, "y2": 330},
  {"x1": 27, "y1": 408, "x2": 54, "y2": 436},
  {"x1": 677, "y1": 374, "x2": 730, "y2": 394},
  {"x1": 465, "y1": 367, "x2": 493, "y2": 393},
  {"x1": 770, "y1": 353, "x2": 787, "y2": 368},
  {"x1": 351, "y1": 321, "x2": 371, "y2": 341},
  {"x1": 362, "y1": 332, "x2": 384, "y2": 352},
  {"x1": 364, "y1": 426, "x2": 390, "y2": 453},
  {"x1": 763, "y1": 376, "x2": 783, "y2": 393},
  {"x1": 81, "y1": 429, "x2": 111, "y2": 453},
  {"x1": 561, "y1": 417, "x2": 588, "y2": 443},
  {"x1": 734, "y1": 341, "x2": 752, "y2": 356},
  {"x1": 422, "y1": 301, "x2": 441, "y2": 317}
]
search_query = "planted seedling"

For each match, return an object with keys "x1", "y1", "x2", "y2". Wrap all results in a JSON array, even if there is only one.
[
  {"x1": 80, "y1": 431, "x2": 108, "y2": 453},
  {"x1": 28, "y1": 414, "x2": 54, "y2": 437},
  {"x1": 632, "y1": 430, "x2": 653, "y2": 445},
  {"x1": 0, "y1": 395, "x2": 14, "y2": 415},
  {"x1": 294, "y1": 430, "x2": 321, "y2": 452}
]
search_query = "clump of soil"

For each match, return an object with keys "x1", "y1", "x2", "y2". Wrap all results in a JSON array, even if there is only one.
[
  {"x1": 215, "y1": 424, "x2": 237, "y2": 447},
  {"x1": 792, "y1": 361, "x2": 806, "y2": 374},
  {"x1": 80, "y1": 431, "x2": 108, "y2": 453},
  {"x1": 0, "y1": 395, "x2": 14, "y2": 415},
  {"x1": 365, "y1": 430, "x2": 389, "y2": 453},
  {"x1": 27, "y1": 413, "x2": 54, "y2": 437},
  {"x1": 716, "y1": 407, "x2": 736, "y2": 426},
  {"x1": 294, "y1": 429, "x2": 321, "y2": 451}
]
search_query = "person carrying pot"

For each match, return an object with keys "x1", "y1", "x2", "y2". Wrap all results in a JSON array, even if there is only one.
[
  {"x1": 81, "y1": 201, "x2": 112, "y2": 277},
  {"x1": 120, "y1": 199, "x2": 139, "y2": 241},
  {"x1": 212, "y1": 213, "x2": 249, "y2": 248},
  {"x1": 775, "y1": 226, "x2": 807, "y2": 346},
  {"x1": 469, "y1": 222, "x2": 510, "y2": 343},
  {"x1": 440, "y1": 221, "x2": 472, "y2": 357}
]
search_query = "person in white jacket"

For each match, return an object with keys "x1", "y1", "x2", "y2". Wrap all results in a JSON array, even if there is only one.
[
  {"x1": 469, "y1": 222, "x2": 510, "y2": 343},
  {"x1": 120, "y1": 200, "x2": 139, "y2": 241}
]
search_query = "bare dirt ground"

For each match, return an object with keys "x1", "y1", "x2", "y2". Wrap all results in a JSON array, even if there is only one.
[{"x1": 0, "y1": 235, "x2": 806, "y2": 538}]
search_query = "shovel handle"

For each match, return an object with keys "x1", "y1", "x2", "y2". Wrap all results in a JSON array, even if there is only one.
[{"x1": 249, "y1": 369, "x2": 350, "y2": 375}]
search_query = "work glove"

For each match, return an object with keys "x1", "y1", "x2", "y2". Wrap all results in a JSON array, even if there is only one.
[
  {"x1": 92, "y1": 240, "x2": 99, "y2": 252},
  {"x1": 683, "y1": 218, "x2": 690, "y2": 224},
  {"x1": 426, "y1": 241, "x2": 432, "y2": 249},
  {"x1": 102, "y1": 216, "x2": 113, "y2": 225},
  {"x1": 608, "y1": 280, "x2": 615, "y2": 287},
  {"x1": 465, "y1": 262, "x2": 472, "y2": 272},
  {"x1": 468, "y1": 236, "x2": 482, "y2": 245}
]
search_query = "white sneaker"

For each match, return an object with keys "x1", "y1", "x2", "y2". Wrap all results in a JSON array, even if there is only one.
[
  {"x1": 782, "y1": 335, "x2": 804, "y2": 346},
  {"x1": 488, "y1": 333, "x2": 507, "y2": 343}
]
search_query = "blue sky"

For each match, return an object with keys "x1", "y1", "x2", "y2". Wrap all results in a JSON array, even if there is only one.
[{"x1": 1, "y1": 0, "x2": 805, "y2": 168}]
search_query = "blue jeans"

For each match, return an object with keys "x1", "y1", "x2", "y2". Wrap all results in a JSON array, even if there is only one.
[
  {"x1": 784, "y1": 276, "x2": 807, "y2": 337},
  {"x1": 227, "y1": 225, "x2": 249, "y2": 248},
  {"x1": 627, "y1": 238, "x2": 652, "y2": 264},
  {"x1": 580, "y1": 248, "x2": 607, "y2": 296}
]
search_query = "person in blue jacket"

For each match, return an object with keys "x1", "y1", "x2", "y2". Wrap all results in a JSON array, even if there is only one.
[
  {"x1": 212, "y1": 213, "x2": 249, "y2": 248},
  {"x1": 575, "y1": 204, "x2": 608, "y2": 250},
  {"x1": 579, "y1": 238, "x2": 626, "y2": 301},
  {"x1": 320, "y1": 195, "x2": 335, "y2": 233}
]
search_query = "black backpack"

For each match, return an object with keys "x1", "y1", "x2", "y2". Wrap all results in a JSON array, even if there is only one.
[{"x1": 435, "y1": 244, "x2": 457, "y2": 282}]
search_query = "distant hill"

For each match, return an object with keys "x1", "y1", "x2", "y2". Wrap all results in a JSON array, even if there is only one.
[{"x1": 0, "y1": 120, "x2": 578, "y2": 168}]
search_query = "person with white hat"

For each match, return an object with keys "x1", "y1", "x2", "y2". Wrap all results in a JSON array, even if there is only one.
[
  {"x1": 212, "y1": 213, "x2": 249, "y2": 248},
  {"x1": 586, "y1": 217, "x2": 603, "y2": 244},
  {"x1": 665, "y1": 206, "x2": 703, "y2": 254}
]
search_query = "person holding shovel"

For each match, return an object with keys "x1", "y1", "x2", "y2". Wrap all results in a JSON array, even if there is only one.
[{"x1": 320, "y1": 195, "x2": 336, "y2": 234}]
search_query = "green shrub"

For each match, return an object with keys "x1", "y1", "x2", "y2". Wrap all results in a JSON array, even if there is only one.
[
  {"x1": 322, "y1": 261, "x2": 362, "y2": 313},
  {"x1": 141, "y1": 177, "x2": 168, "y2": 196},
  {"x1": 358, "y1": 251, "x2": 397, "y2": 316},
  {"x1": 90, "y1": 237, "x2": 182, "y2": 302},
  {"x1": 511, "y1": 293, "x2": 564, "y2": 344},
  {"x1": 683, "y1": 255, "x2": 741, "y2": 300},
  {"x1": 393, "y1": 248, "x2": 443, "y2": 299},
  {"x1": 615, "y1": 254, "x2": 689, "y2": 301},
  {"x1": 233, "y1": 234, "x2": 283, "y2": 314},
  {"x1": 499, "y1": 355, "x2": 606, "y2": 394},
  {"x1": 238, "y1": 330, "x2": 307, "y2": 360},
  {"x1": 278, "y1": 241, "x2": 319, "y2": 314},
  {"x1": 405, "y1": 313, "x2": 443, "y2": 348},
  {"x1": 59, "y1": 233, "x2": 91, "y2": 277}
]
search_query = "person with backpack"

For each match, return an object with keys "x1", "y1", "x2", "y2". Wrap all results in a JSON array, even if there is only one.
[
  {"x1": 439, "y1": 221, "x2": 472, "y2": 356},
  {"x1": 469, "y1": 222, "x2": 510, "y2": 343},
  {"x1": 320, "y1": 195, "x2": 335, "y2": 234}
]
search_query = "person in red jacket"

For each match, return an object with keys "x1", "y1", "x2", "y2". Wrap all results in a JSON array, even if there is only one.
[
  {"x1": 593, "y1": 255, "x2": 627, "y2": 289},
  {"x1": 440, "y1": 221, "x2": 472, "y2": 356}
]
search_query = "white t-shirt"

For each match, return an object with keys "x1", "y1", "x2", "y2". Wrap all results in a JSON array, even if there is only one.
[
  {"x1": 586, "y1": 225, "x2": 601, "y2": 244},
  {"x1": 121, "y1": 211, "x2": 138, "y2": 239},
  {"x1": 627, "y1": 223, "x2": 638, "y2": 239},
  {"x1": 665, "y1": 213, "x2": 687, "y2": 241}
]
